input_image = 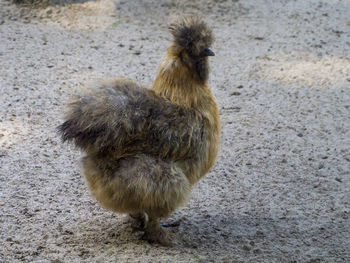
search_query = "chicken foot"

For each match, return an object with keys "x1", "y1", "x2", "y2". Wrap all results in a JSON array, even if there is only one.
[{"x1": 141, "y1": 216, "x2": 175, "y2": 246}]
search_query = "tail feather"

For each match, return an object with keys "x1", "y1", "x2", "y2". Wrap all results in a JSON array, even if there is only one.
[
  {"x1": 58, "y1": 118, "x2": 108, "y2": 151},
  {"x1": 58, "y1": 78, "x2": 204, "y2": 160},
  {"x1": 57, "y1": 78, "x2": 141, "y2": 154}
]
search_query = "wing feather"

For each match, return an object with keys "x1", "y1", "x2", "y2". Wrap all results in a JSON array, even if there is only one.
[{"x1": 58, "y1": 78, "x2": 203, "y2": 160}]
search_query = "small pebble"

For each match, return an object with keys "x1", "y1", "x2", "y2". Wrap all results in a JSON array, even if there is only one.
[{"x1": 335, "y1": 177, "x2": 342, "y2": 182}]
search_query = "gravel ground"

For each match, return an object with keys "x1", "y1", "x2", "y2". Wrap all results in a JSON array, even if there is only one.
[{"x1": 1, "y1": 0, "x2": 350, "y2": 262}]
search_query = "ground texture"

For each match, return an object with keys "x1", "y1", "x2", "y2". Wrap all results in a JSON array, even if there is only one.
[{"x1": 1, "y1": 0, "x2": 350, "y2": 262}]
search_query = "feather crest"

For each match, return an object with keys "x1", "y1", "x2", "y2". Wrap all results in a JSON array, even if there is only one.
[{"x1": 168, "y1": 15, "x2": 214, "y2": 56}]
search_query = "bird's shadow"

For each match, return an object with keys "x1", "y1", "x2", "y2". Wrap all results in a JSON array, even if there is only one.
[
  {"x1": 174, "y1": 211, "x2": 273, "y2": 249},
  {"x1": 58, "y1": 210, "x2": 290, "y2": 249},
  {"x1": 56, "y1": 206, "x2": 345, "y2": 262}
]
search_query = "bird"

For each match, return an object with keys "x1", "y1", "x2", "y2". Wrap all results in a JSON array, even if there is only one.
[{"x1": 58, "y1": 15, "x2": 220, "y2": 246}]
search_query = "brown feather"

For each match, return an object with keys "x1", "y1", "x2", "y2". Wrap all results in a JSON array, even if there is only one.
[{"x1": 58, "y1": 15, "x2": 220, "y2": 246}]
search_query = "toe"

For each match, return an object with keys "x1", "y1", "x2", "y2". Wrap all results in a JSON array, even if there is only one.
[{"x1": 141, "y1": 228, "x2": 175, "y2": 246}]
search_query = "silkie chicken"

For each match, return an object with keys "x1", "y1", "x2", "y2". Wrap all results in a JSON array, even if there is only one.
[{"x1": 58, "y1": 15, "x2": 220, "y2": 246}]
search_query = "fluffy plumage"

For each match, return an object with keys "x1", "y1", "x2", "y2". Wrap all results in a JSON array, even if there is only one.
[
  {"x1": 59, "y1": 78, "x2": 204, "y2": 161},
  {"x1": 169, "y1": 15, "x2": 213, "y2": 57},
  {"x1": 58, "y1": 15, "x2": 220, "y2": 246},
  {"x1": 168, "y1": 15, "x2": 214, "y2": 82}
]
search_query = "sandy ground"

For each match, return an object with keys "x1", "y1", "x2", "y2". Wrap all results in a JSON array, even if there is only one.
[{"x1": 1, "y1": 0, "x2": 350, "y2": 262}]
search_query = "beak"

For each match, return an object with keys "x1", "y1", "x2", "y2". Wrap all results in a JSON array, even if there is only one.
[{"x1": 202, "y1": 48, "x2": 215, "y2": 57}]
